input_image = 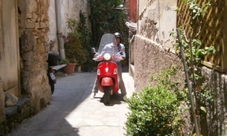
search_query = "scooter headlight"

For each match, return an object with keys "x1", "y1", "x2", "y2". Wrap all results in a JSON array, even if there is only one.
[{"x1": 103, "y1": 53, "x2": 111, "y2": 61}]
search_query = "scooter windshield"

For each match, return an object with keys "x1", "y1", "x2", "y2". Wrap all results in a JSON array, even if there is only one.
[{"x1": 97, "y1": 33, "x2": 119, "y2": 57}]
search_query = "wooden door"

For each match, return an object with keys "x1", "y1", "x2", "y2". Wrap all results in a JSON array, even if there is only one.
[{"x1": 0, "y1": 0, "x2": 20, "y2": 96}]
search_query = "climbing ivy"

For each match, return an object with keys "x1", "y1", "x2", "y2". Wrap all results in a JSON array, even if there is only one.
[
  {"x1": 170, "y1": 0, "x2": 216, "y2": 135},
  {"x1": 77, "y1": 11, "x2": 95, "y2": 71}
]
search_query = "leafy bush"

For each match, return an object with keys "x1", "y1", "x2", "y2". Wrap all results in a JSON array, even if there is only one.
[
  {"x1": 125, "y1": 67, "x2": 183, "y2": 136},
  {"x1": 77, "y1": 11, "x2": 96, "y2": 71},
  {"x1": 60, "y1": 58, "x2": 69, "y2": 64},
  {"x1": 63, "y1": 18, "x2": 87, "y2": 65}
]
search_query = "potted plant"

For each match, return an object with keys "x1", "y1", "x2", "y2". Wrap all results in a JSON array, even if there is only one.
[
  {"x1": 62, "y1": 58, "x2": 77, "y2": 75},
  {"x1": 63, "y1": 18, "x2": 87, "y2": 74},
  {"x1": 60, "y1": 58, "x2": 75, "y2": 75}
]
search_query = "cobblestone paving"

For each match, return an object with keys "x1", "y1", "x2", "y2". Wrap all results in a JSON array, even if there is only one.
[{"x1": 8, "y1": 71, "x2": 134, "y2": 136}]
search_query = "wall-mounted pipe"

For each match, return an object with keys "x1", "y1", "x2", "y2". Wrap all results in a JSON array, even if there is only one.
[{"x1": 55, "y1": 0, "x2": 65, "y2": 59}]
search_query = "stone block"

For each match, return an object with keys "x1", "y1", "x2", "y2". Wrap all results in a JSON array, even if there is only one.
[
  {"x1": 45, "y1": 21, "x2": 49, "y2": 27},
  {"x1": 37, "y1": 39, "x2": 41, "y2": 44},
  {"x1": 40, "y1": 6, "x2": 45, "y2": 14},
  {"x1": 32, "y1": 31, "x2": 37, "y2": 36},
  {"x1": 37, "y1": 17, "x2": 41, "y2": 22},
  {"x1": 40, "y1": 14, "x2": 45, "y2": 21},
  {"x1": 43, "y1": 35, "x2": 48, "y2": 42},
  {"x1": 5, "y1": 94, "x2": 18, "y2": 107},
  {"x1": 20, "y1": 31, "x2": 34, "y2": 52},
  {"x1": 35, "y1": 22, "x2": 39, "y2": 29},
  {"x1": 42, "y1": 0, "x2": 48, "y2": 5},
  {"x1": 43, "y1": 5, "x2": 49, "y2": 12},
  {"x1": 39, "y1": 31, "x2": 45, "y2": 38},
  {"x1": 44, "y1": 14, "x2": 48, "y2": 21},
  {"x1": 39, "y1": 22, "x2": 47, "y2": 28},
  {"x1": 33, "y1": 36, "x2": 38, "y2": 41},
  {"x1": 25, "y1": 19, "x2": 35, "y2": 29},
  {"x1": 32, "y1": 13, "x2": 38, "y2": 22},
  {"x1": 16, "y1": 97, "x2": 28, "y2": 109},
  {"x1": 4, "y1": 106, "x2": 18, "y2": 117},
  {"x1": 22, "y1": 52, "x2": 33, "y2": 61},
  {"x1": 26, "y1": 0, "x2": 37, "y2": 14},
  {"x1": 37, "y1": 44, "x2": 46, "y2": 54},
  {"x1": 26, "y1": 13, "x2": 32, "y2": 19}
]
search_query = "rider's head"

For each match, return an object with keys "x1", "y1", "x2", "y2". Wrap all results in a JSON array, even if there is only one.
[{"x1": 114, "y1": 32, "x2": 121, "y2": 44}]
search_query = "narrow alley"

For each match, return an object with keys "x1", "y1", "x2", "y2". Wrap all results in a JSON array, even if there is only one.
[{"x1": 8, "y1": 70, "x2": 134, "y2": 136}]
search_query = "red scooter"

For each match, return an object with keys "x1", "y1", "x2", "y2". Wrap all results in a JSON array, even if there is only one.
[{"x1": 93, "y1": 33, "x2": 121, "y2": 105}]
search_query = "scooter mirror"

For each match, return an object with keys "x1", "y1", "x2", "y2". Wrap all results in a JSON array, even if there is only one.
[{"x1": 91, "y1": 47, "x2": 96, "y2": 54}]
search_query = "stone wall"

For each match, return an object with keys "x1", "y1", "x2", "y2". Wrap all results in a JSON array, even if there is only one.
[
  {"x1": 0, "y1": 0, "x2": 51, "y2": 135},
  {"x1": 133, "y1": 0, "x2": 227, "y2": 135},
  {"x1": 201, "y1": 67, "x2": 227, "y2": 136},
  {"x1": 132, "y1": 34, "x2": 194, "y2": 134},
  {"x1": 0, "y1": 97, "x2": 31, "y2": 135},
  {"x1": 130, "y1": 0, "x2": 178, "y2": 89},
  {"x1": 18, "y1": 0, "x2": 51, "y2": 112},
  {"x1": 137, "y1": 0, "x2": 176, "y2": 49},
  {"x1": 133, "y1": 35, "x2": 183, "y2": 91},
  {"x1": 133, "y1": 0, "x2": 192, "y2": 134},
  {"x1": 47, "y1": 0, "x2": 90, "y2": 54},
  {"x1": 0, "y1": 0, "x2": 91, "y2": 135}
]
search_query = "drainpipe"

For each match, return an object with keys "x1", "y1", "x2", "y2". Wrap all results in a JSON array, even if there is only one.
[{"x1": 55, "y1": 0, "x2": 65, "y2": 59}]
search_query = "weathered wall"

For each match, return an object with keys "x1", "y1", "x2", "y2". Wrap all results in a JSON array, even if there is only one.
[
  {"x1": 0, "y1": 0, "x2": 52, "y2": 135},
  {"x1": 133, "y1": 0, "x2": 194, "y2": 134},
  {"x1": 132, "y1": 34, "x2": 194, "y2": 135},
  {"x1": 137, "y1": 0, "x2": 176, "y2": 49},
  {"x1": 135, "y1": 0, "x2": 177, "y2": 90},
  {"x1": 47, "y1": 0, "x2": 58, "y2": 52},
  {"x1": 18, "y1": 0, "x2": 51, "y2": 112},
  {"x1": 134, "y1": 0, "x2": 227, "y2": 135},
  {"x1": 0, "y1": 0, "x2": 91, "y2": 134},
  {"x1": 47, "y1": 0, "x2": 89, "y2": 53},
  {"x1": 133, "y1": 35, "x2": 182, "y2": 91},
  {"x1": 0, "y1": 0, "x2": 20, "y2": 96},
  {"x1": 0, "y1": 0, "x2": 20, "y2": 128},
  {"x1": 201, "y1": 67, "x2": 227, "y2": 136}
]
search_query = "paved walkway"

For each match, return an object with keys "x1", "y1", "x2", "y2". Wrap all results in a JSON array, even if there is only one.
[{"x1": 8, "y1": 71, "x2": 135, "y2": 136}]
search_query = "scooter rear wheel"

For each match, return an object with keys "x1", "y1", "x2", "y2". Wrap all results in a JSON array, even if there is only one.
[{"x1": 103, "y1": 86, "x2": 111, "y2": 105}]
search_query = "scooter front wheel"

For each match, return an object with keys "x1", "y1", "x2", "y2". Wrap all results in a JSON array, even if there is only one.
[{"x1": 103, "y1": 86, "x2": 111, "y2": 105}]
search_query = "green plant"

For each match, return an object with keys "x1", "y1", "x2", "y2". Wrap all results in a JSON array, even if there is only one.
[
  {"x1": 63, "y1": 18, "x2": 87, "y2": 65},
  {"x1": 77, "y1": 11, "x2": 96, "y2": 71},
  {"x1": 60, "y1": 58, "x2": 69, "y2": 64},
  {"x1": 169, "y1": 0, "x2": 216, "y2": 135},
  {"x1": 125, "y1": 67, "x2": 183, "y2": 136}
]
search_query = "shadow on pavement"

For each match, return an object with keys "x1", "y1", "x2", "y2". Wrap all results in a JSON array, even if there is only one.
[
  {"x1": 8, "y1": 65, "x2": 131, "y2": 136},
  {"x1": 8, "y1": 72, "x2": 96, "y2": 136},
  {"x1": 95, "y1": 93, "x2": 123, "y2": 106}
]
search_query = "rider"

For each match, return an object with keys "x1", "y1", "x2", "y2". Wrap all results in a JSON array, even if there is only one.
[{"x1": 91, "y1": 32, "x2": 127, "y2": 99}]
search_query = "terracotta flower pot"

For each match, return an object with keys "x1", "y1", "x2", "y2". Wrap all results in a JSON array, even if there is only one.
[{"x1": 63, "y1": 63, "x2": 76, "y2": 75}]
